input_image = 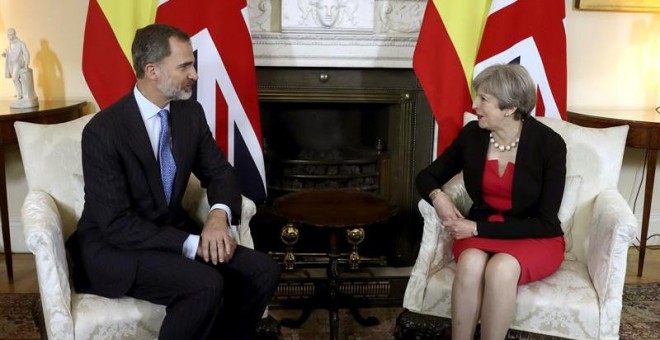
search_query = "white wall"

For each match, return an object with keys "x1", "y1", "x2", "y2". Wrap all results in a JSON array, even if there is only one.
[
  {"x1": 0, "y1": 0, "x2": 659, "y2": 252},
  {"x1": 0, "y1": 0, "x2": 94, "y2": 102}
]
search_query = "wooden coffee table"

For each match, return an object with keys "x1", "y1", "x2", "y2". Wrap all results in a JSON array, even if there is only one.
[{"x1": 273, "y1": 189, "x2": 396, "y2": 340}]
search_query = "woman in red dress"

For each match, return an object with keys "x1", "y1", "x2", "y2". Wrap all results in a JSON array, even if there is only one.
[{"x1": 416, "y1": 64, "x2": 566, "y2": 340}]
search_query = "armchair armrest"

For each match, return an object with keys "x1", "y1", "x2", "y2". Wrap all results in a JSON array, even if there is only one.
[
  {"x1": 586, "y1": 189, "x2": 637, "y2": 338},
  {"x1": 182, "y1": 174, "x2": 257, "y2": 248},
  {"x1": 236, "y1": 196, "x2": 257, "y2": 248},
  {"x1": 441, "y1": 173, "x2": 473, "y2": 216},
  {"x1": 403, "y1": 174, "x2": 470, "y2": 311},
  {"x1": 21, "y1": 190, "x2": 74, "y2": 339}
]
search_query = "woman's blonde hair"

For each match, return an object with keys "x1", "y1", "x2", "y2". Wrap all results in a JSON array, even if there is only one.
[{"x1": 472, "y1": 64, "x2": 536, "y2": 120}]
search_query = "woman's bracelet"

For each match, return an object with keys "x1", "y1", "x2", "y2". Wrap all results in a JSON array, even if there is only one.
[{"x1": 429, "y1": 188, "x2": 443, "y2": 202}]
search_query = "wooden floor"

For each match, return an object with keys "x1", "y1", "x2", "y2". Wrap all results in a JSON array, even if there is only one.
[{"x1": 1, "y1": 246, "x2": 660, "y2": 293}]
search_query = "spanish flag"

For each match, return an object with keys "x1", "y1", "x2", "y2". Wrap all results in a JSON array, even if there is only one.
[{"x1": 413, "y1": 0, "x2": 490, "y2": 155}]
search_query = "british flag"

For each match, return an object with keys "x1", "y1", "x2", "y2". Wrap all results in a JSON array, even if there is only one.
[
  {"x1": 474, "y1": 0, "x2": 566, "y2": 120},
  {"x1": 82, "y1": 0, "x2": 267, "y2": 201}
]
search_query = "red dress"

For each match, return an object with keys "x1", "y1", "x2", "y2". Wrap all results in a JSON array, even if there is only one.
[{"x1": 452, "y1": 159, "x2": 564, "y2": 285}]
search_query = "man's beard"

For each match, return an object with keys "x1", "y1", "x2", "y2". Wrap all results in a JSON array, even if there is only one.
[{"x1": 157, "y1": 68, "x2": 194, "y2": 101}]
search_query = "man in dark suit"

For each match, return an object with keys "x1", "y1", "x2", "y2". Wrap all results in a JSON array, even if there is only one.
[{"x1": 67, "y1": 23, "x2": 280, "y2": 340}]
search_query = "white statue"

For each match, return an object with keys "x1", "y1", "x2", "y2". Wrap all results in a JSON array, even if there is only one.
[{"x1": 2, "y1": 28, "x2": 38, "y2": 108}]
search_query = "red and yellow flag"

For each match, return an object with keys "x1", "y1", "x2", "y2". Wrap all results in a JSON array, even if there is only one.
[{"x1": 413, "y1": 0, "x2": 490, "y2": 155}]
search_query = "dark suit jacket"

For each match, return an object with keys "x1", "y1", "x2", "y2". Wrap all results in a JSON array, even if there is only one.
[
  {"x1": 68, "y1": 92, "x2": 242, "y2": 297},
  {"x1": 416, "y1": 116, "x2": 566, "y2": 239}
]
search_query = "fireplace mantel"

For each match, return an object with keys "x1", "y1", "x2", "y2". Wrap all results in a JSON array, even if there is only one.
[{"x1": 248, "y1": 0, "x2": 424, "y2": 68}]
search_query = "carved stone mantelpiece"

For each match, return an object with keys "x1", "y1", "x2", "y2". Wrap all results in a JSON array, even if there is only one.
[{"x1": 247, "y1": 0, "x2": 425, "y2": 68}]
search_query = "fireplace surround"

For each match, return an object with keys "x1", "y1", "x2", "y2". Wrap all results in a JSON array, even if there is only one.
[{"x1": 250, "y1": 66, "x2": 435, "y2": 267}]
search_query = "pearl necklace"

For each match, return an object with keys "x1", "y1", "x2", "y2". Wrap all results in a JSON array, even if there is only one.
[{"x1": 489, "y1": 132, "x2": 519, "y2": 152}]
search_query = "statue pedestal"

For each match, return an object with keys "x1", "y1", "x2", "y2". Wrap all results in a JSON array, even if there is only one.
[
  {"x1": 10, "y1": 97, "x2": 38, "y2": 108},
  {"x1": 10, "y1": 68, "x2": 38, "y2": 108}
]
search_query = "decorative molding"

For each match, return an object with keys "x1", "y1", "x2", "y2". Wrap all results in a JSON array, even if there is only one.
[
  {"x1": 376, "y1": 0, "x2": 425, "y2": 34},
  {"x1": 248, "y1": 0, "x2": 273, "y2": 32},
  {"x1": 281, "y1": 0, "x2": 374, "y2": 33},
  {"x1": 247, "y1": 0, "x2": 425, "y2": 68}
]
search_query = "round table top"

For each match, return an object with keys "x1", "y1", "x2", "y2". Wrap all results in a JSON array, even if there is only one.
[{"x1": 273, "y1": 189, "x2": 396, "y2": 228}]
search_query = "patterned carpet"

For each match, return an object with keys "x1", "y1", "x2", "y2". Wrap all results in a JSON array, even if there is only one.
[
  {"x1": 620, "y1": 283, "x2": 660, "y2": 339},
  {"x1": 0, "y1": 294, "x2": 42, "y2": 340},
  {"x1": 1, "y1": 283, "x2": 659, "y2": 339}
]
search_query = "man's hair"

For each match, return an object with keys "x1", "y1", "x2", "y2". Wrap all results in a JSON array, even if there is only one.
[
  {"x1": 131, "y1": 24, "x2": 190, "y2": 79},
  {"x1": 472, "y1": 64, "x2": 537, "y2": 120}
]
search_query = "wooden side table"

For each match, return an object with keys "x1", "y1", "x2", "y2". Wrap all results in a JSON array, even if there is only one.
[
  {"x1": 567, "y1": 109, "x2": 660, "y2": 277},
  {"x1": 274, "y1": 189, "x2": 396, "y2": 340},
  {"x1": 0, "y1": 100, "x2": 85, "y2": 282}
]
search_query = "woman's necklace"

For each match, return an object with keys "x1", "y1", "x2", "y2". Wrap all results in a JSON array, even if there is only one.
[{"x1": 489, "y1": 122, "x2": 522, "y2": 152}]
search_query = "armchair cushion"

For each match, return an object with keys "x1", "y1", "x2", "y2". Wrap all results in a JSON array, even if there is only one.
[
  {"x1": 16, "y1": 114, "x2": 94, "y2": 239},
  {"x1": 537, "y1": 117, "x2": 629, "y2": 262},
  {"x1": 421, "y1": 253, "x2": 599, "y2": 338},
  {"x1": 72, "y1": 294, "x2": 164, "y2": 339}
]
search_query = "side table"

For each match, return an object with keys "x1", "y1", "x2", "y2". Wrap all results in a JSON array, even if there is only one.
[
  {"x1": 0, "y1": 100, "x2": 85, "y2": 282},
  {"x1": 567, "y1": 109, "x2": 660, "y2": 277},
  {"x1": 273, "y1": 189, "x2": 396, "y2": 340}
]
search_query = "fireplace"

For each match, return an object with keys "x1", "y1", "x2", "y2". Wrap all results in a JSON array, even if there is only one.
[
  {"x1": 249, "y1": 67, "x2": 435, "y2": 268},
  {"x1": 262, "y1": 101, "x2": 383, "y2": 194}
]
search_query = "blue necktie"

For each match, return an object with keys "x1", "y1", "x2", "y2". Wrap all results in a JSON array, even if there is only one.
[{"x1": 158, "y1": 109, "x2": 176, "y2": 204}]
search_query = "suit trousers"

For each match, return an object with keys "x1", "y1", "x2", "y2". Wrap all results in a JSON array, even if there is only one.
[{"x1": 126, "y1": 245, "x2": 280, "y2": 340}]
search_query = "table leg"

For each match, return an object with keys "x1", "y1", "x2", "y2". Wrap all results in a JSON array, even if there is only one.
[
  {"x1": 280, "y1": 223, "x2": 299, "y2": 271},
  {"x1": 279, "y1": 308, "x2": 314, "y2": 328},
  {"x1": 346, "y1": 228, "x2": 365, "y2": 270},
  {"x1": 0, "y1": 147, "x2": 12, "y2": 283},
  {"x1": 637, "y1": 149, "x2": 657, "y2": 277},
  {"x1": 328, "y1": 232, "x2": 340, "y2": 340}
]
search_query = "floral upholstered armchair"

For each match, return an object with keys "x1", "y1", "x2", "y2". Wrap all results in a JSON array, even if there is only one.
[
  {"x1": 15, "y1": 114, "x2": 272, "y2": 339},
  {"x1": 395, "y1": 116, "x2": 638, "y2": 339}
]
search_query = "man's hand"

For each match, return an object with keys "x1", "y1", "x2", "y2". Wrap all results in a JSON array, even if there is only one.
[{"x1": 197, "y1": 209, "x2": 236, "y2": 265}]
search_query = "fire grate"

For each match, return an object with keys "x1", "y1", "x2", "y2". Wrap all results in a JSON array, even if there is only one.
[{"x1": 266, "y1": 148, "x2": 381, "y2": 192}]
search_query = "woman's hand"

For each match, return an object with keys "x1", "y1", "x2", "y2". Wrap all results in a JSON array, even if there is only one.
[
  {"x1": 430, "y1": 191, "x2": 477, "y2": 239},
  {"x1": 432, "y1": 190, "x2": 464, "y2": 222},
  {"x1": 443, "y1": 218, "x2": 477, "y2": 240}
]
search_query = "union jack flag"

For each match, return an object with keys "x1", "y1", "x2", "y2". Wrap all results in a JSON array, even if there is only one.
[{"x1": 475, "y1": 0, "x2": 566, "y2": 120}]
